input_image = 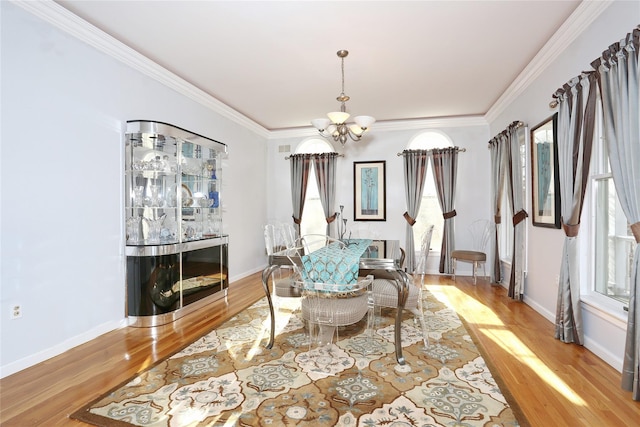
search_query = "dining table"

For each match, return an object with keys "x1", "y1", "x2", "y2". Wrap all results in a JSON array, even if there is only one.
[{"x1": 261, "y1": 239, "x2": 412, "y2": 365}]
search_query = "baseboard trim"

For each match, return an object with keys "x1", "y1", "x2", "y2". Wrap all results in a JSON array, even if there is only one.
[{"x1": 0, "y1": 319, "x2": 127, "y2": 379}]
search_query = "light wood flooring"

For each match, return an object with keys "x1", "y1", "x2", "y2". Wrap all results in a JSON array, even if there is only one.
[{"x1": 0, "y1": 273, "x2": 638, "y2": 426}]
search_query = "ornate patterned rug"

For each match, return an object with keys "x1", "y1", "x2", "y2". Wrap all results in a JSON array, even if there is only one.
[{"x1": 71, "y1": 286, "x2": 526, "y2": 426}]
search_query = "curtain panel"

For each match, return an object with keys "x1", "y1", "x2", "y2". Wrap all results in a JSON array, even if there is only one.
[
  {"x1": 289, "y1": 154, "x2": 313, "y2": 236},
  {"x1": 431, "y1": 147, "x2": 459, "y2": 274},
  {"x1": 488, "y1": 133, "x2": 506, "y2": 284},
  {"x1": 553, "y1": 72, "x2": 598, "y2": 346},
  {"x1": 312, "y1": 153, "x2": 339, "y2": 237},
  {"x1": 506, "y1": 124, "x2": 528, "y2": 299},
  {"x1": 402, "y1": 150, "x2": 430, "y2": 273},
  {"x1": 592, "y1": 26, "x2": 640, "y2": 401}
]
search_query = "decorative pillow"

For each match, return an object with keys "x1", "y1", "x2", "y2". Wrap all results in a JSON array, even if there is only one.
[{"x1": 301, "y1": 239, "x2": 372, "y2": 291}]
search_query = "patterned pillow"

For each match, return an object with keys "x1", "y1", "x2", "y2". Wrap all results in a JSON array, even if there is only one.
[{"x1": 300, "y1": 239, "x2": 372, "y2": 291}]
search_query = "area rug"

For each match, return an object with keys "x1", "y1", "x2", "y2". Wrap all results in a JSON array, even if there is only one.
[{"x1": 71, "y1": 286, "x2": 526, "y2": 426}]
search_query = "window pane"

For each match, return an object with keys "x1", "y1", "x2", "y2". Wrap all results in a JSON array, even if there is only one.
[
  {"x1": 414, "y1": 167, "x2": 443, "y2": 252},
  {"x1": 498, "y1": 141, "x2": 526, "y2": 263},
  {"x1": 300, "y1": 171, "x2": 325, "y2": 236},
  {"x1": 593, "y1": 176, "x2": 632, "y2": 303}
]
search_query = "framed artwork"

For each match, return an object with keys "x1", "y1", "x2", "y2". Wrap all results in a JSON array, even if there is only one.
[
  {"x1": 530, "y1": 114, "x2": 561, "y2": 228},
  {"x1": 354, "y1": 161, "x2": 386, "y2": 221},
  {"x1": 362, "y1": 240, "x2": 385, "y2": 259}
]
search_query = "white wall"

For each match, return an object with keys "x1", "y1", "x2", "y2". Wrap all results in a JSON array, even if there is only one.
[
  {"x1": 0, "y1": 2, "x2": 267, "y2": 376},
  {"x1": 267, "y1": 121, "x2": 492, "y2": 274},
  {"x1": 488, "y1": 0, "x2": 639, "y2": 370}
]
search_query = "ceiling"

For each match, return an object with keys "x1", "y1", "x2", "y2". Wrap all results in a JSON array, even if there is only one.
[{"x1": 55, "y1": 1, "x2": 581, "y2": 131}]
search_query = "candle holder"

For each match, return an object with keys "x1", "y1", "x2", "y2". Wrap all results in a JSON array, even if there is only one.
[{"x1": 337, "y1": 205, "x2": 350, "y2": 240}]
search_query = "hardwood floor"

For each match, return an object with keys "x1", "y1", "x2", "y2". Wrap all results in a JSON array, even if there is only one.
[{"x1": 1, "y1": 273, "x2": 638, "y2": 426}]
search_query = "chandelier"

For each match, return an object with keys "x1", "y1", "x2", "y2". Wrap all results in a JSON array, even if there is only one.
[{"x1": 311, "y1": 50, "x2": 375, "y2": 146}]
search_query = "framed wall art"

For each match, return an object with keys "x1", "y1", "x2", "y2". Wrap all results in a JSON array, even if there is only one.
[
  {"x1": 364, "y1": 240, "x2": 385, "y2": 258},
  {"x1": 354, "y1": 161, "x2": 386, "y2": 221},
  {"x1": 530, "y1": 113, "x2": 561, "y2": 228}
]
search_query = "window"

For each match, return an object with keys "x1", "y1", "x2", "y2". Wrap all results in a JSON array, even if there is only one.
[
  {"x1": 589, "y1": 104, "x2": 632, "y2": 307},
  {"x1": 295, "y1": 138, "x2": 335, "y2": 236},
  {"x1": 407, "y1": 130, "x2": 454, "y2": 253}
]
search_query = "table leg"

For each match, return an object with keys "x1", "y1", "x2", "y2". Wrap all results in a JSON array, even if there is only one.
[
  {"x1": 390, "y1": 269, "x2": 409, "y2": 365},
  {"x1": 261, "y1": 265, "x2": 279, "y2": 349}
]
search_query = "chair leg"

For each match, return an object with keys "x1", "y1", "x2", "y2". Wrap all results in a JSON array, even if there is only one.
[
  {"x1": 472, "y1": 261, "x2": 477, "y2": 285},
  {"x1": 308, "y1": 322, "x2": 338, "y2": 349},
  {"x1": 452, "y1": 258, "x2": 457, "y2": 281},
  {"x1": 413, "y1": 292, "x2": 429, "y2": 348},
  {"x1": 371, "y1": 302, "x2": 382, "y2": 331}
]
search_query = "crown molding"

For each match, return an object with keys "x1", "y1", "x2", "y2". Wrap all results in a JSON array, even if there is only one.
[
  {"x1": 484, "y1": 0, "x2": 613, "y2": 123},
  {"x1": 13, "y1": 0, "x2": 271, "y2": 139},
  {"x1": 268, "y1": 116, "x2": 488, "y2": 140},
  {"x1": 372, "y1": 115, "x2": 488, "y2": 130}
]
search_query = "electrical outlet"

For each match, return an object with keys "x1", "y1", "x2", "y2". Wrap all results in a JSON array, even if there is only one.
[{"x1": 10, "y1": 304, "x2": 22, "y2": 319}]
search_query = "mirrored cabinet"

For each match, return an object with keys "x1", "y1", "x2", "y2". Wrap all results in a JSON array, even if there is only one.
[{"x1": 124, "y1": 120, "x2": 228, "y2": 327}]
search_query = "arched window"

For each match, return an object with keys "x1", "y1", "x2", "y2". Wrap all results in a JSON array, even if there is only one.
[
  {"x1": 407, "y1": 130, "x2": 454, "y2": 254},
  {"x1": 295, "y1": 138, "x2": 335, "y2": 155},
  {"x1": 295, "y1": 138, "x2": 336, "y2": 236}
]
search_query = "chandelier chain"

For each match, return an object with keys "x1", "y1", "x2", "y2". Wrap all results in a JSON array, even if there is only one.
[{"x1": 341, "y1": 54, "x2": 345, "y2": 97}]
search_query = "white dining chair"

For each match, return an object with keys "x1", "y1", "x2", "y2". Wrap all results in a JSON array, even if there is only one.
[
  {"x1": 287, "y1": 235, "x2": 374, "y2": 349},
  {"x1": 370, "y1": 225, "x2": 434, "y2": 348}
]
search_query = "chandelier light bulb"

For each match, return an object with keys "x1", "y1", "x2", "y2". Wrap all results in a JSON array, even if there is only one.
[
  {"x1": 353, "y1": 115, "x2": 375, "y2": 129},
  {"x1": 349, "y1": 124, "x2": 364, "y2": 136},
  {"x1": 311, "y1": 118, "x2": 331, "y2": 131},
  {"x1": 327, "y1": 111, "x2": 350, "y2": 125}
]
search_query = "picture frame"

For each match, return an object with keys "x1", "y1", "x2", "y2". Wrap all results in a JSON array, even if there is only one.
[
  {"x1": 530, "y1": 114, "x2": 561, "y2": 228},
  {"x1": 354, "y1": 161, "x2": 386, "y2": 221},
  {"x1": 362, "y1": 240, "x2": 386, "y2": 259}
]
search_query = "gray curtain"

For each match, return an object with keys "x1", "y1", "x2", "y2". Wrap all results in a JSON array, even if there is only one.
[
  {"x1": 505, "y1": 123, "x2": 528, "y2": 299},
  {"x1": 289, "y1": 154, "x2": 312, "y2": 236},
  {"x1": 554, "y1": 72, "x2": 598, "y2": 345},
  {"x1": 592, "y1": 26, "x2": 640, "y2": 401},
  {"x1": 431, "y1": 147, "x2": 459, "y2": 274},
  {"x1": 489, "y1": 133, "x2": 507, "y2": 283},
  {"x1": 402, "y1": 150, "x2": 430, "y2": 273},
  {"x1": 312, "y1": 153, "x2": 339, "y2": 237}
]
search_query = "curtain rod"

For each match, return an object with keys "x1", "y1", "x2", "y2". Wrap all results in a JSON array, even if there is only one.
[
  {"x1": 549, "y1": 70, "x2": 596, "y2": 108},
  {"x1": 284, "y1": 153, "x2": 344, "y2": 160},
  {"x1": 487, "y1": 120, "x2": 525, "y2": 147},
  {"x1": 396, "y1": 147, "x2": 467, "y2": 156},
  {"x1": 548, "y1": 23, "x2": 640, "y2": 108}
]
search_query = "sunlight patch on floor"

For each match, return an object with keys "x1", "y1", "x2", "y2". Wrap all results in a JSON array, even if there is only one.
[
  {"x1": 426, "y1": 283, "x2": 587, "y2": 407},
  {"x1": 481, "y1": 328, "x2": 587, "y2": 406},
  {"x1": 245, "y1": 304, "x2": 299, "y2": 360}
]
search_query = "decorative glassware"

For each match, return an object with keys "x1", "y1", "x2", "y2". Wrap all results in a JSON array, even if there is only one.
[
  {"x1": 148, "y1": 185, "x2": 162, "y2": 206},
  {"x1": 144, "y1": 214, "x2": 166, "y2": 243},
  {"x1": 133, "y1": 186, "x2": 145, "y2": 207},
  {"x1": 182, "y1": 220, "x2": 196, "y2": 240},
  {"x1": 126, "y1": 216, "x2": 143, "y2": 243},
  {"x1": 165, "y1": 184, "x2": 177, "y2": 207}
]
